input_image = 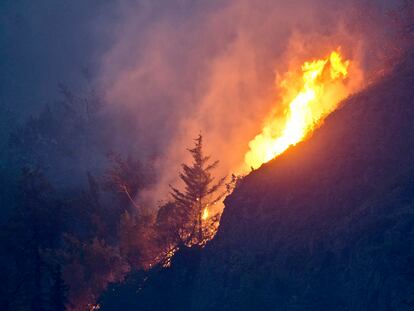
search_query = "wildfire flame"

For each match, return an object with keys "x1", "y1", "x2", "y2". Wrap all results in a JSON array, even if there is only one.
[
  {"x1": 202, "y1": 207, "x2": 209, "y2": 220},
  {"x1": 245, "y1": 49, "x2": 352, "y2": 169}
]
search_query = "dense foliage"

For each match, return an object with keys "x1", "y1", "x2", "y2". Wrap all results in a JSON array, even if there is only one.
[{"x1": 0, "y1": 84, "x2": 225, "y2": 310}]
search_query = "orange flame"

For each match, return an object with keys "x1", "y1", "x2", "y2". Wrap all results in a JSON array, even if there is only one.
[
  {"x1": 202, "y1": 207, "x2": 209, "y2": 220},
  {"x1": 245, "y1": 49, "x2": 351, "y2": 169}
]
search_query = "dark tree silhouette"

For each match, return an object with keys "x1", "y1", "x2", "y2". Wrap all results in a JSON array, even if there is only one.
[
  {"x1": 169, "y1": 134, "x2": 226, "y2": 246},
  {"x1": 103, "y1": 152, "x2": 154, "y2": 211},
  {"x1": 60, "y1": 235, "x2": 128, "y2": 310},
  {"x1": 16, "y1": 168, "x2": 62, "y2": 311},
  {"x1": 118, "y1": 210, "x2": 159, "y2": 270}
]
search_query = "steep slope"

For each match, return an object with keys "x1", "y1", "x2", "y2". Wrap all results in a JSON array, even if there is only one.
[{"x1": 101, "y1": 54, "x2": 414, "y2": 311}]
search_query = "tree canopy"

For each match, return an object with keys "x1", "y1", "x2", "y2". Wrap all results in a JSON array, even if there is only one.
[{"x1": 169, "y1": 134, "x2": 226, "y2": 246}]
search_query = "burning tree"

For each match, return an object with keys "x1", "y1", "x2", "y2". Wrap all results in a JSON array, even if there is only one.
[{"x1": 169, "y1": 134, "x2": 226, "y2": 246}]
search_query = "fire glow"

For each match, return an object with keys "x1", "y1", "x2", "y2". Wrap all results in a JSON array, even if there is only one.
[
  {"x1": 202, "y1": 207, "x2": 209, "y2": 220},
  {"x1": 245, "y1": 49, "x2": 352, "y2": 169}
]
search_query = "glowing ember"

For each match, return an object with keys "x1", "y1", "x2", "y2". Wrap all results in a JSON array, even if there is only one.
[
  {"x1": 245, "y1": 49, "x2": 352, "y2": 169},
  {"x1": 202, "y1": 207, "x2": 209, "y2": 220}
]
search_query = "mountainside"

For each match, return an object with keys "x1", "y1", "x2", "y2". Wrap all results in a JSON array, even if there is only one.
[{"x1": 101, "y1": 53, "x2": 414, "y2": 311}]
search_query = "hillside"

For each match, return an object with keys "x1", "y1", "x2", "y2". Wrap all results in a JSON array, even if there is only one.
[{"x1": 101, "y1": 53, "x2": 414, "y2": 311}]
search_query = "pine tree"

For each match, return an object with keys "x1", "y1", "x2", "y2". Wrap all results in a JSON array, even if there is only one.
[
  {"x1": 17, "y1": 167, "x2": 56, "y2": 311},
  {"x1": 170, "y1": 134, "x2": 226, "y2": 245}
]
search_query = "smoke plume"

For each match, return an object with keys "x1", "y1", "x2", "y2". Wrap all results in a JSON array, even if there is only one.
[{"x1": 97, "y1": 0, "x2": 393, "y2": 210}]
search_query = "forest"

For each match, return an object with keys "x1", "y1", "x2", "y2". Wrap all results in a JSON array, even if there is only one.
[
  {"x1": 1, "y1": 1, "x2": 413, "y2": 310},
  {"x1": 0, "y1": 87, "x2": 234, "y2": 309}
]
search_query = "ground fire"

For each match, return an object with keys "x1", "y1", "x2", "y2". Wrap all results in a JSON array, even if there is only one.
[
  {"x1": 195, "y1": 49, "x2": 358, "y2": 245},
  {"x1": 244, "y1": 49, "x2": 353, "y2": 170}
]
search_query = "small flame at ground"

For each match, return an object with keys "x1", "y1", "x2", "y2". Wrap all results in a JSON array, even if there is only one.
[
  {"x1": 245, "y1": 49, "x2": 352, "y2": 169},
  {"x1": 202, "y1": 207, "x2": 209, "y2": 220}
]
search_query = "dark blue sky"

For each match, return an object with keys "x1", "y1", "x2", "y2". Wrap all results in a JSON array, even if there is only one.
[{"x1": 0, "y1": 0, "x2": 117, "y2": 117}]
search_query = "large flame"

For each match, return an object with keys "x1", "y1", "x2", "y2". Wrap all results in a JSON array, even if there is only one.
[{"x1": 245, "y1": 49, "x2": 352, "y2": 169}]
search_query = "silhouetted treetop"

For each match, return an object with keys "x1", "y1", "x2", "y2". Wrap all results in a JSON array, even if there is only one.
[{"x1": 169, "y1": 134, "x2": 226, "y2": 245}]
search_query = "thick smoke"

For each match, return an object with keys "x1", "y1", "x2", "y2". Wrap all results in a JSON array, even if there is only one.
[{"x1": 97, "y1": 0, "x2": 393, "y2": 210}]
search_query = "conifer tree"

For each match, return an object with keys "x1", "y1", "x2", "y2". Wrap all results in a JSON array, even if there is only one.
[
  {"x1": 17, "y1": 167, "x2": 57, "y2": 311},
  {"x1": 170, "y1": 134, "x2": 226, "y2": 245}
]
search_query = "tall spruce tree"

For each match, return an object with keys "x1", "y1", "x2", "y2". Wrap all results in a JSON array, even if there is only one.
[{"x1": 170, "y1": 134, "x2": 226, "y2": 245}]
